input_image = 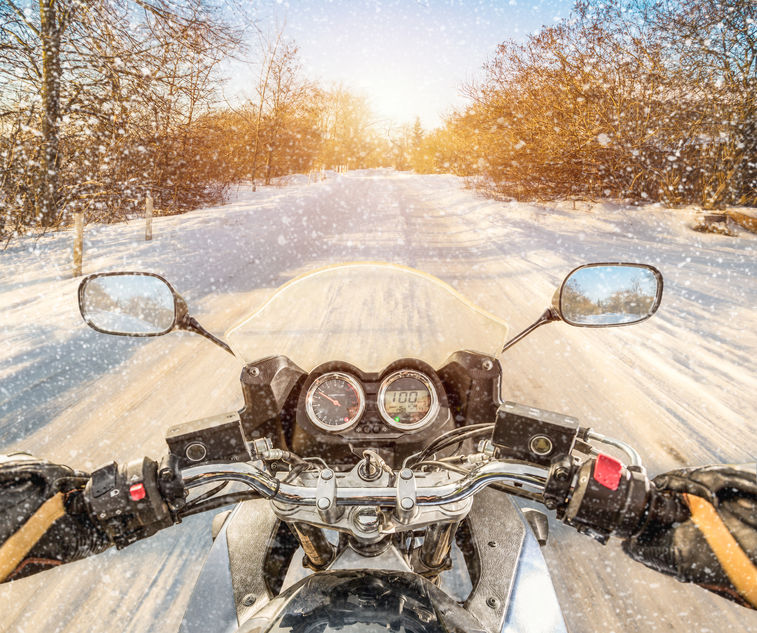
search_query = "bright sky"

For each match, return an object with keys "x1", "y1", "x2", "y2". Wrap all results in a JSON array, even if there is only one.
[
  {"x1": 233, "y1": 0, "x2": 575, "y2": 129},
  {"x1": 569, "y1": 266, "x2": 658, "y2": 302}
]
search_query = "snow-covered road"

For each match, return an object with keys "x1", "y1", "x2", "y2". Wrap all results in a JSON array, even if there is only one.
[{"x1": 1, "y1": 170, "x2": 755, "y2": 632}]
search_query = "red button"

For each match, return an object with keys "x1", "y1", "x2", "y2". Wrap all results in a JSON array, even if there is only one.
[
  {"x1": 593, "y1": 454, "x2": 623, "y2": 491},
  {"x1": 129, "y1": 483, "x2": 146, "y2": 501}
]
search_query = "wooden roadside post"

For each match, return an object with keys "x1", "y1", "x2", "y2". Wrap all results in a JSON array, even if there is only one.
[
  {"x1": 145, "y1": 192, "x2": 153, "y2": 241},
  {"x1": 727, "y1": 210, "x2": 757, "y2": 233},
  {"x1": 73, "y1": 213, "x2": 83, "y2": 277}
]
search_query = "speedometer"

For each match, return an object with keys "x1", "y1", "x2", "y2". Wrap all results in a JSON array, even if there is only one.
[
  {"x1": 378, "y1": 370, "x2": 439, "y2": 431},
  {"x1": 306, "y1": 372, "x2": 365, "y2": 432}
]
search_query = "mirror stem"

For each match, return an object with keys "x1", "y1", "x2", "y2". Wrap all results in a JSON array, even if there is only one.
[
  {"x1": 500, "y1": 308, "x2": 561, "y2": 354},
  {"x1": 177, "y1": 315, "x2": 234, "y2": 356}
]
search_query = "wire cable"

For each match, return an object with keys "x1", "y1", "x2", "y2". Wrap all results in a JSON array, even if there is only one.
[
  {"x1": 411, "y1": 424, "x2": 492, "y2": 464},
  {"x1": 183, "y1": 481, "x2": 229, "y2": 510},
  {"x1": 178, "y1": 491, "x2": 261, "y2": 518},
  {"x1": 414, "y1": 425, "x2": 494, "y2": 464}
]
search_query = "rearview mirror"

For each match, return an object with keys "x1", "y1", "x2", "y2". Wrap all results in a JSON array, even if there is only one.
[
  {"x1": 556, "y1": 263, "x2": 663, "y2": 327},
  {"x1": 78, "y1": 272, "x2": 184, "y2": 336}
]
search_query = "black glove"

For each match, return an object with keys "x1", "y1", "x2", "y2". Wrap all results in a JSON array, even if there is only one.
[
  {"x1": 623, "y1": 464, "x2": 757, "y2": 609},
  {"x1": 1, "y1": 453, "x2": 184, "y2": 582},
  {"x1": 0, "y1": 453, "x2": 110, "y2": 582}
]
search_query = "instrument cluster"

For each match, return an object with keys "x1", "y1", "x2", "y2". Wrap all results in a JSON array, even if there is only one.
[{"x1": 296, "y1": 360, "x2": 448, "y2": 442}]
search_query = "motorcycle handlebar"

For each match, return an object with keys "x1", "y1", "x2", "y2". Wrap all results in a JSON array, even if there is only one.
[
  {"x1": 194, "y1": 457, "x2": 684, "y2": 543},
  {"x1": 86, "y1": 450, "x2": 673, "y2": 548},
  {"x1": 183, "y1": 461, "x2": 549, "y2": 508}
]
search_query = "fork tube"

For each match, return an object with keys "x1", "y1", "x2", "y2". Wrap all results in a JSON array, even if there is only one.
[
  {"x1": 420, "y1": 521, "x2": 459, "y2": 570},
  {"x1": 288, "y1": 521, "x2": 335, "y2": 569}
]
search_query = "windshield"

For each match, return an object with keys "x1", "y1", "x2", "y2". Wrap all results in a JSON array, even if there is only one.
[{"x1": 225, "y1": 263, "x2": 509, "y2": 372}]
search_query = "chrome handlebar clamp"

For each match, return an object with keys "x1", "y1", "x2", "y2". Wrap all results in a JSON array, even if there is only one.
[
  {"x1": 395, "y1": 468, "x2": 417, "y2": 524},
  {"x1": 315, "y1": 469, "x2": 342, "y2": 523}
]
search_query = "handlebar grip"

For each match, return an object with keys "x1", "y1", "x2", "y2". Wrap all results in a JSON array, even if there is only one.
[
  {"x1": 640, "y1": 483, "x2": 690, "y2": 527},
  {"x1": 559, "y1": 454, "x2": 655, "y2": 542}
]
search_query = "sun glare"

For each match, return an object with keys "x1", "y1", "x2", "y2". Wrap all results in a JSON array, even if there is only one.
[{"x1": 355, "y1": 72, "x2": 434, "y2": 128}]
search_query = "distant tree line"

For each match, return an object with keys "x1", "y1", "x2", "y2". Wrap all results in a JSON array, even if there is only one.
[
  {"x1": 6, "y1": 0, "x2": 750, "y2": 243},
  {"x1": 0, "y1": 2, "x2": 392, "y2": 241},
  {"x1": 410, "y1": 0, "x2": 755, "y2": 209}
]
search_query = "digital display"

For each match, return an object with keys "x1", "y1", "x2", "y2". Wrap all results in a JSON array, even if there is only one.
[
  {"x1": 379, "y1": 372, "x2": 436, "y2": 429},
  {"x1": 384, "y1": 389, "x2": 431, "y2": 415}
]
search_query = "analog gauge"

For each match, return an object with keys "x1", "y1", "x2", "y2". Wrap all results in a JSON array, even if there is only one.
[
  {"x1": 378, "y1": 370, "x2": 439, "y2": 431},
  {"x1": 306, "y1": 372, "x2": 365, "y2": 432}
]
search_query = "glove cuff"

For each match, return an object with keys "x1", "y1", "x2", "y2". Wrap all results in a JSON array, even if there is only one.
[
  {"x1": 684, "y1": 493, "x2": 757, "y2": 608},
  {"x1": 0, "y1": 492, "x2": 66, "y2": 582}
]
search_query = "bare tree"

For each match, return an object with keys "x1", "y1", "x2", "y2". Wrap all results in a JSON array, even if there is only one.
[
  {"x1": 318, "y1": 87, "x2": 380, "y2": 169},
  {"x1": 260, "y1": 41, "x2": 313, "y2": 184},
  {"x1": 0, "y1": 0, "x2": 241, "y2": 236},
  {"x1": 243, "y1": 25, "x2": 285, "y2": 191}
]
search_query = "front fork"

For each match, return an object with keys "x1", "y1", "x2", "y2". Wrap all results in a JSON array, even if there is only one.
[
  {"x1": 418, "y1": 520, "x2": 460, "y2": 574},
  {"x1": 289, "y1": 521, "x2": 336, "y2": 568},
  {"x1": 284, "y1": 518, "x2": 461, "y2": 580}
]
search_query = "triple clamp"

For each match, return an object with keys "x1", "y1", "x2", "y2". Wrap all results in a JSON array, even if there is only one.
[
  {"x1": 395, "y1": 468, "x2": 417, "y2": 523},
  {"x1": 316, "y1": 469, "x2": 342, "y2": 523}
]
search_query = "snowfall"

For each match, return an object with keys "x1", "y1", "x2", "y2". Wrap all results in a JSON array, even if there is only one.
[{"x1": 0, "y1": 170, "x2": 755, "y2": 633}]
